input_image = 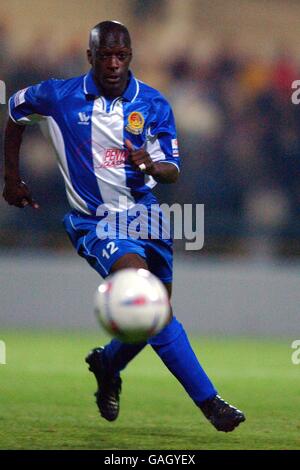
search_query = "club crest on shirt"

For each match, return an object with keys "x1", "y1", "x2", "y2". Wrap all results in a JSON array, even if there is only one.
[{"x1": 126, "y1": 111, "x2": 144, "y2": 135}]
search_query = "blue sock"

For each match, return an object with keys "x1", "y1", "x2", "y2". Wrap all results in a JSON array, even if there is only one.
[
  {"x1": 148, "y1": 317, "x2": 217, "y2": 405},
  {"x1": 103, "y1": 338, "x2": 147, "y2": 373}
]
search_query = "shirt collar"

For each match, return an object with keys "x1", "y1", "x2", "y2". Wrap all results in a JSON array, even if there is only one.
[{"x1": 83, "y1": 70, "x2": 139, "y2": 102}]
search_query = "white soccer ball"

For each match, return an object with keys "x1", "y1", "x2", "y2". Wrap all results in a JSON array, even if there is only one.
[{"x1": 94, "y1": 268, "x2": 170, "y2": 343}]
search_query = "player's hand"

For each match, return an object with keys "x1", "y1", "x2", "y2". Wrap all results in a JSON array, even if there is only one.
[
  {"x1": 125, "y1": 139, "x2": 154, "y2": 174},
  {"x1": 3, "y1": 178, "x2": 39, "y2": 209}
]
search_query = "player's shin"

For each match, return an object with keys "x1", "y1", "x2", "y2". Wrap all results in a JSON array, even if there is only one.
[{"x1": 148, "y1": 317, "x2": 217, "y2": 404}]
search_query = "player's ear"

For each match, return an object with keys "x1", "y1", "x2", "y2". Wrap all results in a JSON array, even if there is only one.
[
  {"x1": 128, "y1": 49, "x2": 133, "y2": 64},
  {"x1": 87, "y1": 49, "x2": 92, "y2": 65}
]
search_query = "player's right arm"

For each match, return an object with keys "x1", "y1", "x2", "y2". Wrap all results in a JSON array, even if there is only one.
[
  {"x1": 3, "y1": 117, "x2": 39, "y2": 208},
  {"x1": 3, "y1": 80, "x2": 55, "y2": 209}
]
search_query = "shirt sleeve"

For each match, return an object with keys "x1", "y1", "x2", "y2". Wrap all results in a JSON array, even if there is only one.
[
  {"x1": 8, "y1": 79, "x2": 55, "y2": 125},
  {"x1": 146, "y1": 94, "x2": 181, "y2": 172}
]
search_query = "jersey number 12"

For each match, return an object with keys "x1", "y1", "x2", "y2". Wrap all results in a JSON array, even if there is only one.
[{"x1": 102, "y1": 241, "x2": 119, "y2": 259}]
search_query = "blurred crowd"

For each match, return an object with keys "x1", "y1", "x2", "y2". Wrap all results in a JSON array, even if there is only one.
[{"x1": 1, "y1": 17, "x2": 300, "y2": 257}]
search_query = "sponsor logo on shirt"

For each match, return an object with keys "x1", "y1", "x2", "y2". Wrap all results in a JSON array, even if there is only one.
[
  {"x1": 94, "y1": 148, "x2": 129, "y2": 169},
  {"x1": 125, "y1": 111, "x2": 144, "y2": 135}
]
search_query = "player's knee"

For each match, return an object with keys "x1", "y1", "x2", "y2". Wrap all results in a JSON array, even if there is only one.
[{"x1": 110, "y1": 253, "x2": 148, "y2": 273}]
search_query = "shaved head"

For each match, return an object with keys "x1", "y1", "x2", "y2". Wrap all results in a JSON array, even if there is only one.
[
  {"x1": 87, "y1": 20, "x2": 132, "y2": 98},
  {"x1": 89, "y1": 20, "x2": 131, "y2": 51}
]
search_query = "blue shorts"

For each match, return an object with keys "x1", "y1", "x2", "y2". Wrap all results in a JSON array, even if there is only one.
[{"x1": 63, "y1": 210, "x2": 173, "y2": 284}]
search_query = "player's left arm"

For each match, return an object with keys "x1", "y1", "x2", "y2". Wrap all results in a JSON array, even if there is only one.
[
  {"x1": 126, "y1": 94, "x2": 180, "y2": 184},
  {"x1": 125, "y1": 139, "x2": 179, "y2": 183}
]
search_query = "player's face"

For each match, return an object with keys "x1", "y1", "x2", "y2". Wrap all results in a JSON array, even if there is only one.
[{"x1": 87, "y1": 32, "x2": 132, "y2": 98}]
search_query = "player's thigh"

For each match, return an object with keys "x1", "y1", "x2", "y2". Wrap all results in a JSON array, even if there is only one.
[
  {"x1": 79, "y1": 235, "x2": 147, "y2": 279},
  {"x1": 78, "y1": 230, "x2": 149, "y2": 278},
  {"x1": 63, "y1": 212, "x2": 148, "y2": 278},
  {"x1": 110, "y1": 253, "x2": 148, "y2": 272},
  {"x1": 143, "y1": 239, "x2": 173, "y2": 300},
  {"x1": 145, "y1": 239, "x2": 173, "y2": 287}
]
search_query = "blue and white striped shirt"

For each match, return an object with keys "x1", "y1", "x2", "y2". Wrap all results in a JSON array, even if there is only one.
[{"x1": 9, "y1": 70, "x2": 180, "y2": 215}]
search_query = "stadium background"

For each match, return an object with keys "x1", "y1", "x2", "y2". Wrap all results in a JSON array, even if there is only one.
[{"x1": 0, "y1": 0, "x2": 299, "y2": 450}]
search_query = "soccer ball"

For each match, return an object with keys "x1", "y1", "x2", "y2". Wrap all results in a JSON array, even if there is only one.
[{"x1": 94, "y1": 268, "x2": 170, "y2": 343}]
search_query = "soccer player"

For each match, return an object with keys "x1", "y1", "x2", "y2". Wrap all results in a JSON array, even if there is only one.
[{"x1": 3, "y1": 21, "x2": 245, "y2": 432}]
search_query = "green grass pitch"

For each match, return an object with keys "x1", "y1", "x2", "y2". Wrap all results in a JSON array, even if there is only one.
[{"x1": 0, "y1": 331, "x2": 299, "y2": 450}]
